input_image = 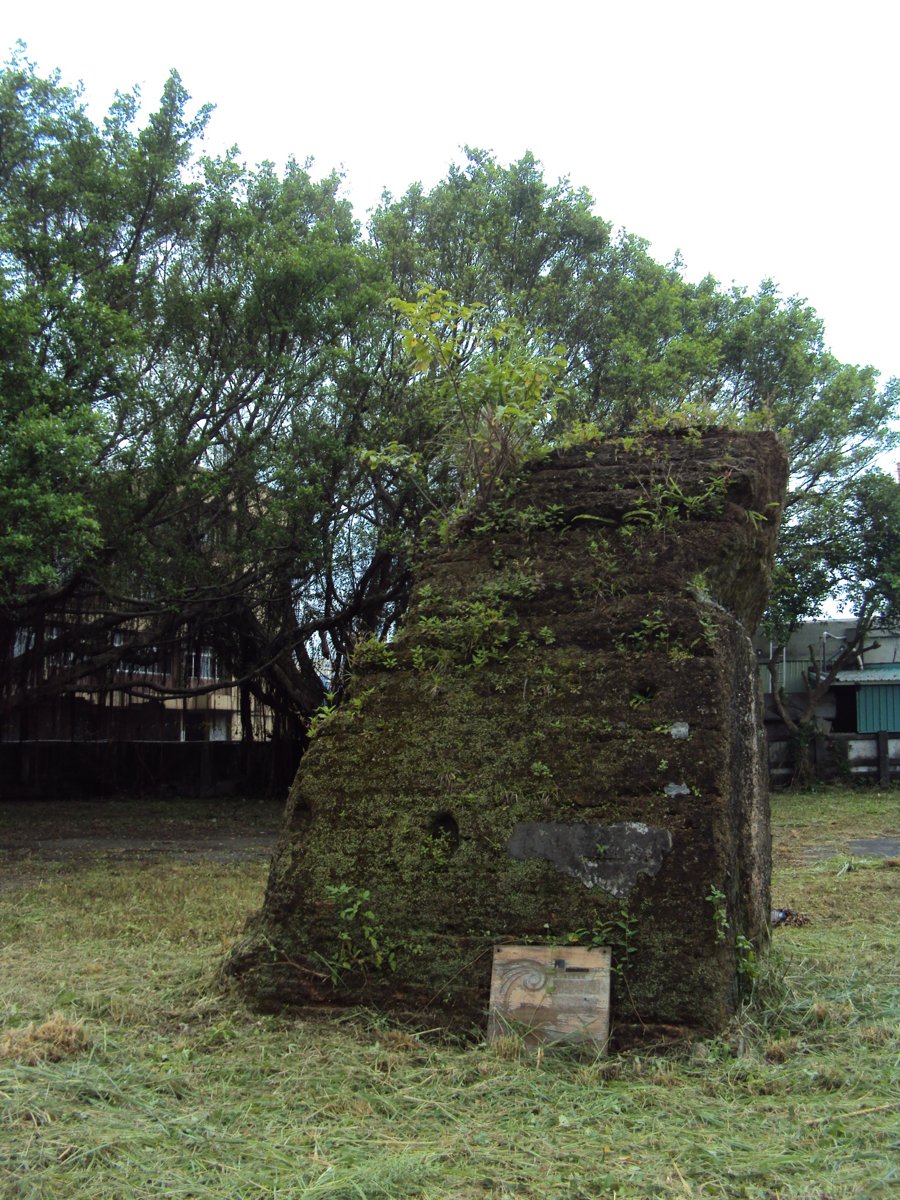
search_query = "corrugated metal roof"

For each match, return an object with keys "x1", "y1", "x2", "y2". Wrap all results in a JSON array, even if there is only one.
[{"x1": 833, "y1": 663, "x2": 900, "y2": 684}]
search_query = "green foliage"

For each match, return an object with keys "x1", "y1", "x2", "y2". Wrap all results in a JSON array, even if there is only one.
[
  {"x1": 2, "y1": 56, "x2": 897, "y2": 734},
  {"x1": 472, "y1": 501, "x2": 566, "y2": 537},
  {"x1": 0, "y1": 53, "x2": 126, "y2": 602},
  {"x1": 623, "y1": 473, "x2": 727, "y2": 531},
  {"x1": 0, "y1": 49, "x2": 390, "y2": 731},
  {"x1": 320, "y1": 883, "x2": 399, "y2": 980},
  {"x1": 630, "y1": 609, "x2": 669, "y2": 645},
  {"x1": 618, "y1": 608, "x2": 676, "y2": 657},
  {"x1": 706, "y1": 885, "x2": 729, "y2": 944},
  {"x1": 0, "y1": 406, "x2": 103, "y2": 598},
  {"x1": 374, "y1": 150, "x2": 898, "y2": 653},
  {"x1": 308, "y1": 687, "x2": 374, "y2": 738},
  {"x1": 412, "y1": 596, "x2": 520, "y2": 672},
  {"x1": 735, "y1": 933, "x2": 759, "y2": 984},
  {"x1": 306, "y1": 692, "x2": 339, "y2": 739},
  {"x1": 564, "y1": 903, "x2": 638, "y2": 977},
  {"x1": 763, "y1": 469, "x2": 900, "y2": 777},
  {"x1": 379, "y1": 285, "x2": 568, "y2": 511},
  {"x1": 351, "y1": 637, "x2": 400, "y2": 671}
]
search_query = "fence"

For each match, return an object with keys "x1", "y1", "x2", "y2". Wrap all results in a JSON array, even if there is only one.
[
  {"x1": 767, "y1": 731, "x2": 900, "y2": 786},
  {"x1": 4, "y1": 733, "x2": 893, "y2": 799},
  {"x1": 0, "y1": 740, "x2": 301, "y2": 800}
]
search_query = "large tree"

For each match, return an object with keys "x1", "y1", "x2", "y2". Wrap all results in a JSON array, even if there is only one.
[
  {"x1": 372, "y1": 151, "x2": 898, "y2": 641},
  {"x1": 0, "y1": 52, "x2": 412, "y2": 737},
  {"x1": 2, "y1": 58, "x2": 897, "y2": 743},
  {"x1": 372, "y1": 152, "x2": 895, "y2": 474},
  {"x1": 760, "y1": 470, "x2": 900, "y2": 782}
]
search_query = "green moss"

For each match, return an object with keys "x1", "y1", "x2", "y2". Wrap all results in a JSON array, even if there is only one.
[
  {"x1": 230, "y1": 432, "x2": 786, "y2": 1036},
  {"x1": 350, "y1": 638, "x2": 399, "y2": 671}
]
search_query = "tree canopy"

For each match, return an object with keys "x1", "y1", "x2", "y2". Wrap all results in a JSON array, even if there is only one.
[{"x1": 2, "y1": 51, "x2": 897, "y2": 738}]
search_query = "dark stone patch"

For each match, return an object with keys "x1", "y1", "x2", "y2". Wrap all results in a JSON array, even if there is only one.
[{"x1": 506, "y1": 821, "x2": 673, "y2": 898}]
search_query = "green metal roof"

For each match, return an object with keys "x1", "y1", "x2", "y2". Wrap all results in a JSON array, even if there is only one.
[{"x1": 833, "y1": 662, "x2": 900, "y2": 684}]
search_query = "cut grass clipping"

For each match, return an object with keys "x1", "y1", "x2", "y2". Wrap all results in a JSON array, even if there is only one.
[
  {"x1": 0, "y1": 1013, "x2": 88, "y2": 1066},
  {"x1": 1, "y1": 786, "x2": 898, "y2": 1199}
]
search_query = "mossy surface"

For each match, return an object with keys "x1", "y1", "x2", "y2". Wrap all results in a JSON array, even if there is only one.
[{"x1": 227, "y1": 431, "x2": 788, "y2": 1036}]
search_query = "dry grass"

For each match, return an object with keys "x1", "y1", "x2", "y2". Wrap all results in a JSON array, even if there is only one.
[
  {"x1": 0, "y1": 1013, "x2": 88, "y2": 1066},
  {"x1": 1, "y1": 787, "x2": 898, "y2": 1199}
]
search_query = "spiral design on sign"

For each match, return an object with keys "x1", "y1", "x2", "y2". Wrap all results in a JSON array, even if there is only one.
[{"x1": 495, "y1": 958, "x2": 549, "y2": 1005}]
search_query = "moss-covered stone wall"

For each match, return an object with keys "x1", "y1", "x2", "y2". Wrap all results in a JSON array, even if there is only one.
[{"x1": 227, "y1": 430, "x2": 788, "y2": 1038}]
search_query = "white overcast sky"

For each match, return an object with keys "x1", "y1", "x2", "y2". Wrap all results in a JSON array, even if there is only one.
[{"x1": 9, "y1": 0, "x2": 900, "y2": 385}]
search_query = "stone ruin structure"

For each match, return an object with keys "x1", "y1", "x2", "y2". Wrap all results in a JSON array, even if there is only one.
[{"x1": 227, "y1": 430, "x2": 788, "y2": 1039}]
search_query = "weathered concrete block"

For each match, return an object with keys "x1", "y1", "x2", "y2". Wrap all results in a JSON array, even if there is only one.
[
  {"x1": 227, "y1": 430, "x2": 788, "y2": 1038},
  {"x1": 506, "y1": 821, "x2": 673, "y2": 898}
]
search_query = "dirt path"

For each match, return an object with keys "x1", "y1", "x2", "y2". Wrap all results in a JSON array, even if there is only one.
[{"x1": 0, "y1": 796, "x2": 283, "y2": 878}]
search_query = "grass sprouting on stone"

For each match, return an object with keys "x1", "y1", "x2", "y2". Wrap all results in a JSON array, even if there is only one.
[{"x1": 1, "y1": 787, "x2": 898, "y2": 1199}]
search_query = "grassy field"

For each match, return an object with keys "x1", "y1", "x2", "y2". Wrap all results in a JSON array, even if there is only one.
[{"x1": 1, "y1": 788, "x2": 897, "y2": 1199}]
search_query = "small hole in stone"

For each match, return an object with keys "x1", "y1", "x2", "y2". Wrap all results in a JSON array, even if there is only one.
[{"x1": 426, "y1": 812, "x2": 460, "y2": 855}]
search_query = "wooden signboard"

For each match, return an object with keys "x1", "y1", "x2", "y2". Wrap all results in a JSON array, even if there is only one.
[{"x1": 487, "y1": 945, "x2": 611, "y2": 1048}]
